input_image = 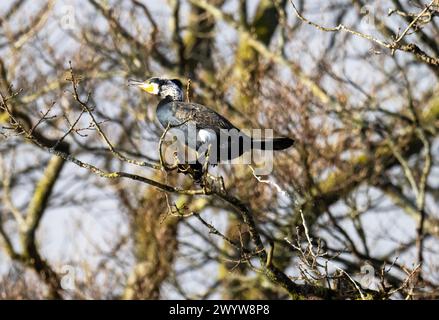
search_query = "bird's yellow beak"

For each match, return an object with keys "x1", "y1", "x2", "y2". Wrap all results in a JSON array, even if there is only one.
[
  {"x1": 140, "y1": 82, "x2": 156, "y2": 93},
  {"x1": 128, "y1": 80, "x2": 159, "y2": 94}
]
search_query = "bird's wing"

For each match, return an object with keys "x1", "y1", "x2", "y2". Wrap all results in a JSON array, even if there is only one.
[{"x1": 173, "y1": 101, "x2": 237, "y2": 132}]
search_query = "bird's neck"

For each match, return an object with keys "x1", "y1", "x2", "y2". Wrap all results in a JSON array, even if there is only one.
[
  {"x1": 160, "y1": 89, "x2": 183, "y2": 102},
  {"x1": 157, "y1": 95, "x2": 177, "y2": 111},
  {"x1": 159, "y1": 95, "x2": 178, "y2": 104}
]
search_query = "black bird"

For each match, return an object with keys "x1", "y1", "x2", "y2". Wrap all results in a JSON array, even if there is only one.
[{"x1": 130, "y1": 77, "x2": 294, "y2": 172}]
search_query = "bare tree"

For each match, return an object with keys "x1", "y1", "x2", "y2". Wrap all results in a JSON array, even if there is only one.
[{"x1": 0, "y1": 0, "x2": 438, "y2": 299}]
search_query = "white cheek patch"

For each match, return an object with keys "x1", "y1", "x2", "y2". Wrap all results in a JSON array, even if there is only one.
[
  {"x1": 150, "y1": 83, "x2": 160, "y2": 94},
  {"x1": 198, "y1": 129, "x2": 216, "y2": 143}
]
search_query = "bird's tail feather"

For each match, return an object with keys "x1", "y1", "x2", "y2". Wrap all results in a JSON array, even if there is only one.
[{"x1": 251, "y1": 137, "x2": 294, "y2": 151}]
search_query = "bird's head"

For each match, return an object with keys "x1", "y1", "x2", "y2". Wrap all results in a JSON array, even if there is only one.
[{"x1": 129, "y1": 77, "x2": 183, "y2": 101}]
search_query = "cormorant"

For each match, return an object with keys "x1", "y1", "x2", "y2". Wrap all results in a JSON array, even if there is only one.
[{"x1": 130, "y1": 77, "x2": 294, "y2": 176}]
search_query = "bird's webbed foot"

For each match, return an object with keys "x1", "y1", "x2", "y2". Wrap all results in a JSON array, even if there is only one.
[{"x1": 177, "y1": 162, "x2": 204, "y2": 183}]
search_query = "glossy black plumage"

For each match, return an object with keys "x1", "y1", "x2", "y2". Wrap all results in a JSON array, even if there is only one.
[
  {"x1": 157, "y1": 96, "x2": 237, "y2": 132},
  {"x1": 132, "y1": 77, "x2": 294, "y2": 163}
]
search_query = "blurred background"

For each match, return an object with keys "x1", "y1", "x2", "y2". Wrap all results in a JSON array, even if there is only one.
[{"x1": 0, "y1": 0, "x2": 438, "y2": 299}]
